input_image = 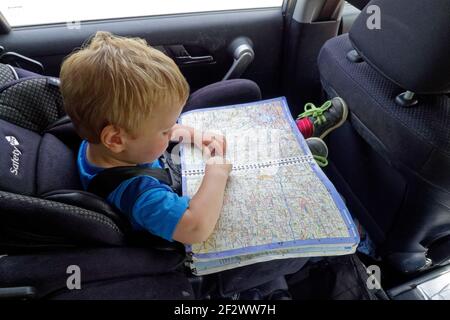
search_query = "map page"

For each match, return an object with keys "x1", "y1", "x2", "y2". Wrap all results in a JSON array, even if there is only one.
[{"x1": 179, "y1": 98, "x2": 359, "y2": 275}]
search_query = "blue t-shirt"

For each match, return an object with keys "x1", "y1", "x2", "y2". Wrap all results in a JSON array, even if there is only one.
[{"x1": 77, "y1": 140, "x2": 190, "y2": 241}]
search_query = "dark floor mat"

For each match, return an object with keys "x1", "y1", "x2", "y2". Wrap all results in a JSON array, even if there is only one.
[{"x1": 286, "y1": 254, "x2": 389, "y2": 300}]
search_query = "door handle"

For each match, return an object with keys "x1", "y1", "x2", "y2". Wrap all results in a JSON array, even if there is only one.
[
  {"x1": 174, "y1": 54, "x2": 214, "y2": 65},
  {"x1": 166, "y1": 45, "x2": 214, "y2": 66},
  {"x1": 223, "y1": 37, "x2": 254, "y2": 80},
  {"x1": 0, "y1": 46, "x2": 44, "y2": 74}
]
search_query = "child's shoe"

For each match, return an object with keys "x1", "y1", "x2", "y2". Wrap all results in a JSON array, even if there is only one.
[
  {"x1": 306, "y1": 137, "x2": 328, "y2": 167},
  {"x1": 296, "y1": 97, "x2": 348, "y2": 139}
]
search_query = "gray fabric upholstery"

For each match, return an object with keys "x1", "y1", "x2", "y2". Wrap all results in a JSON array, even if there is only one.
[
  {"x1": 0, "y1": 64, "x2": 17, "y2": 86},
  {"x1": 0, "y1": 77, "x2": 65, "y2": 133},
  {"x1": 349, "y1": 0, "x2": 450, "y2": 94},
  {"x1": 319, "y1": 34, "x2": 450, "y2": 190},
  {"x1": 318, "y1": 33, "x2": 450, "y2": 273}
]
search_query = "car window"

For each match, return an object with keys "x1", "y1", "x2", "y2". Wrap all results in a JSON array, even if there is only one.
[{"x1": 0, "y1": 0, "x2": 284, "y2": 27}]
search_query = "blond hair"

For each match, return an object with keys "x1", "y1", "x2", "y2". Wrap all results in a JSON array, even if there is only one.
[{"x1": 60, "y1": 31, "x2": 189, "y2": 143}]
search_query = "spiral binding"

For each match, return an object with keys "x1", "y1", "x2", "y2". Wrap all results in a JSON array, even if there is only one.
[{"x1": 182, "y1": 155, "x2": 315, "y2": 176}]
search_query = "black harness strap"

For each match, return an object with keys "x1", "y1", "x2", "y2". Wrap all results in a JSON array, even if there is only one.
[{"x1": 87, "y1": 166, "x2": 172, "y2": 199}]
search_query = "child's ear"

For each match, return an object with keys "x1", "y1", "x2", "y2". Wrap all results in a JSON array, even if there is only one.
[{"x1": 100, "y1": 125, "x2": 126, "y2": 153}]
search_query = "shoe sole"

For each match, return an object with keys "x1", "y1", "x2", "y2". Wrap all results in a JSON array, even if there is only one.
[
  {"x1": 319, "y1": 97, "x2": 349, "y2": 140},
  {"x1": 306, "y1": 137, "x2": 329, "y2": 159}
]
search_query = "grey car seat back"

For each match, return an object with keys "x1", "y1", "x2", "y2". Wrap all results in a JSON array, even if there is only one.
[
  {"x1": 317, "y1": 0, "x2": 450, "y2": 273},
  {"x1": 0, "y1": 63, "x2": 194, "y2": 299}
]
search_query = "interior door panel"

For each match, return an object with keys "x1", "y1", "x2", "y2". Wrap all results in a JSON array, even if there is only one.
[{"x1": 0, "y1": 8, "x2": 283, "y2": 96}]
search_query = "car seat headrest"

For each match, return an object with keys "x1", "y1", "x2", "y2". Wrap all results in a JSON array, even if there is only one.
[
  {"x1": 0, "y1": 118, "x2": 81, "y2": 195},
  {"x1": 0, "y1": 75, "x2": 65, "y2": 133},
  {"x1": 349, "y1": 0, "x2": 450, "y2": 94},
  {"x1": 0, "y1": 115, "x2": 131, "y2": 249},
  {"x1": 0, "y1": 65, "x2": 182, "y2": 251},
  {"x1": 44, "y1": 115, "x2": 81, "y2": 151}
]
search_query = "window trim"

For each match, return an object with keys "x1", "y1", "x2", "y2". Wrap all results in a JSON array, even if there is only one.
[
  {"x1": 0, "y1": 11, "x2": 11, "y2": 34},
  {"x1": 0, "y1": 2, "x2": 284, "y2": 29}
]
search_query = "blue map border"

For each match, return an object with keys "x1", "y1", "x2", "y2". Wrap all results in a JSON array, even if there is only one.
[{"x1": 179, "y1": 97, "x2": 360, "y2": 260}]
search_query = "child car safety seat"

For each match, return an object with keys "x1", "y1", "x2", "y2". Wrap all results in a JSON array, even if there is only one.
[
  {"x1": 0, "y1": 62, "x2": 279, "y2": 300},
  {"x1": 0, "y1": 63, "x2": 194, "y2": 299}
]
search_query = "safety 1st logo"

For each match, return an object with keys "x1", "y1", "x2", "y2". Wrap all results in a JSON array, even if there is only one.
[{"x1": 5, "y1": 136, "x2": 21, "y2": 175}]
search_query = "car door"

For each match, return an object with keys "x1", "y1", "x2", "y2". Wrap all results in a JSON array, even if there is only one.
[{"x1": 0, "y1": 0, "x2": 284, "y2": 97}]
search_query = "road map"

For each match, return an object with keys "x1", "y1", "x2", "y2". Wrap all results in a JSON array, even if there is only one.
[{"x1": 179, "y1": 98, "x2": 359, "y2": 275}]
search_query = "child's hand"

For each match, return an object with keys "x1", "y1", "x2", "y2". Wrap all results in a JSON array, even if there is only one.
[
  {"x1": 205, "y1": 156, "x2": 232, "y2": 177},
  {"x1": 201, "y1": 132, "x2": 227, "y2": 158}
]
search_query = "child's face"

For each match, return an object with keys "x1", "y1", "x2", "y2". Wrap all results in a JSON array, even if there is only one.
[{"x1": 124, "y1": 103, "x2": 183, "y2": 164}]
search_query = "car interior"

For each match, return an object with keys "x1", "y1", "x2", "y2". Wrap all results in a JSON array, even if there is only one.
[{"x1": 0, "y1": 0, "x2": 449, "y2": 300}]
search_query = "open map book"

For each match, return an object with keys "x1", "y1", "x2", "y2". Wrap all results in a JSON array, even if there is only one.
[{"x1": 179, "y1": 97, "x2": 359, "y2": 276}]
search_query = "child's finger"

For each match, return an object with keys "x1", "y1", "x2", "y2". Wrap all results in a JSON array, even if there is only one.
[
  {"x1": 209, "y1": 140, "x2": 224, "y2": 157},
  {"x1": 223, "y1": 138, "x2": 227, "y2": 154},
  {"x1": 202, "y1": 145, "x2": 212, "y2": 160}
]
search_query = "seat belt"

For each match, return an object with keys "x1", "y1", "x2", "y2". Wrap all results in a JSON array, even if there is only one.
[
  {"x1": 87, "y1": 166, "x2": 172, "y2": 199},
  {"x1": 316, "y1": 0, "x2": 343, "y2": 21},
  {"x1": 346, "y1": 0, "x2": 370, "y2": 10}
]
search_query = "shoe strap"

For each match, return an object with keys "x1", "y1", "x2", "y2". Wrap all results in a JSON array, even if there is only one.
[
  {"x1": 297, "y1": 100, "x2": 332, "y2": 125},
  {"x1": 313, "y1": 155, "x2": 328, "y2": 167}
]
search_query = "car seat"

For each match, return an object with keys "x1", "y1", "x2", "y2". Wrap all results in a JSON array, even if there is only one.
[
  {"x1": 0, "y1": 62, "x2": 200, "y2": 299},
  {"x1": 317, "y1": 0, "x2": 450, "y2": 273},
  {"x1": 0, "y1": 59, "x2": 271, "y2": 299}
]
